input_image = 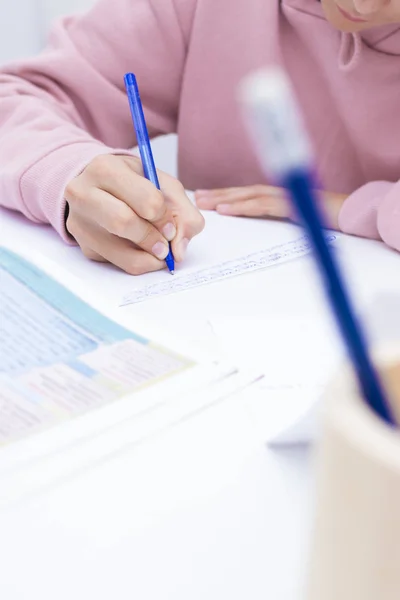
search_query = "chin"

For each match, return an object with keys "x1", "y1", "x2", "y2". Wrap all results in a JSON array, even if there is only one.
[
  {"x1": 322, "y1": 2, "x2": 369, "y2": 34},
  {"x1": 333, "y1": 19, "x2": 367, "y2": 33}
]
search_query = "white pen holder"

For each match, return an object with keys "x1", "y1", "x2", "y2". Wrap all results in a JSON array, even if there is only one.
[{"x1": 306, "y1": 346, "x2": 400, "y2": 600}]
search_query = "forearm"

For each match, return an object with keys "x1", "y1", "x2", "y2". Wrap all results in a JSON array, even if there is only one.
[{"x1": 0, "y1": 0, "x2": 189, "y2": 237}]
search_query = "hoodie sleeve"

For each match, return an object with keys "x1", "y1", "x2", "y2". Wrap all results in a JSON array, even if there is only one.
[
  {"x1": 338, "y1": 180, "x2": 400, "y2": 252},
  {"x1": 0, "y1": 0, "x2": 196, "y2": 240}
]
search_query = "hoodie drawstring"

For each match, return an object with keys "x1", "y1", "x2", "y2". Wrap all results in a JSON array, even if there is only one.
[{"x1": 338, "y1": 32, "x2": 363, "y2": 71}]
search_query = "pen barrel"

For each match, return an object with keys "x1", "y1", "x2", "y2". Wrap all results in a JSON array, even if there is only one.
[
  {"x1": 306, "y1": 346, "x2": 400, "y2": 600},
  {"x1": 124, "y1": 73, "x2": 160, "y2": 189},
  {"x1": 283, "y1": 169, "x2": 395, "y2": 426}
]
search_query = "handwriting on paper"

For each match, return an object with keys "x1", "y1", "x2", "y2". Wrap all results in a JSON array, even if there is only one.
[{"x1": 120, "y1": 233, "x2": 338, "y2": 306}]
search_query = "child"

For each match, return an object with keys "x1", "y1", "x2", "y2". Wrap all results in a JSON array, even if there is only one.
[{"x1": 0, "y1": 0, "x2": 399, "y2": 275}]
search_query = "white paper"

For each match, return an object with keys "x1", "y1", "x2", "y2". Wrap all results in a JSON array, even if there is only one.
[
  {"x1": 211, "y1": 292, "x2": 400, "y2": 447},
  {"x1": 0, "y1": 368, "x2": 260, "y2": 511},
  {"x1": 210, "y1": 315, "x2": 344, "y2": 445},
  {"x1": 2, "y1": 204, "x2": 328, "y2": 307},
  {"x1": 245, "y1": 380, "x2": 323, "y2": 446},
  {"x1": 365, "y1": 293, "x2": 400, "y2": 345},
  {"x1": 120, "y1": 213, "x2": 339, "y2": 306}
]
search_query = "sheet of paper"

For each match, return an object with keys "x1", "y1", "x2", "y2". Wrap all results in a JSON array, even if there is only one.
[
  {"x1": 118, "y1": 207, "x2": 339, "y2": 305},
  {"x1": 1, "y1": 243, "x2": 263, "y2": 507},
  {"x1": 2, "y1": 203, "x2": 399, "y2": 324},
  {"x1": 0, "y1": 207, "x2": 338, "y2": 306},
  {"x1": 365, "y1": 293, "x2": 400, "y2": 345},
  {"x1": 245, "y1": 380, "x2": 323, "y2": 446},
  {"x1": 264, "y1": 293, "x2": 400, "y2": 445},
  {"x1": 0, "y1": 246, "x2": 194, "y2": 446},
  {"x1": 0, "y1": 367, "x2": 260, "y2": 511},
  {"x1": 211, "y1": 293, "x2": 400, "y2": 447},
  {"x1": 210, "y1": 315, "x2": 344, "y2": 445},
  {"x1": 121, "y1": 231, "x2": 338, "y2": 306}
]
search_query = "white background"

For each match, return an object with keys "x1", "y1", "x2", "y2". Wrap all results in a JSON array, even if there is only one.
[{"x1": 0, "y1": 0, "x2": 96, "y2": 62}]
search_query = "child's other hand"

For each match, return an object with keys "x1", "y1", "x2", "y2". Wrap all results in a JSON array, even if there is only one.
[
  {"x1": 195, "y1": 185, "x2": 347, "y2": 229},
  {"x1": 65, "y1": 155, "x2": 204, "y2": 274}
]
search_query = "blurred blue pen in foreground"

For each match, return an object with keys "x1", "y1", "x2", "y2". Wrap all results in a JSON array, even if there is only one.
[
  {"x1": 239, "y1": 68, "x2": 395, "y2": 426},
  {"x1": 124, "y1": 73, "x2": 175, "y2": 274}
]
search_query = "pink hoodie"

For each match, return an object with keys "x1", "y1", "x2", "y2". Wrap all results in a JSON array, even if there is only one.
[{"x1": 0, "y1": 0, "x2": 399, "y2": 250}]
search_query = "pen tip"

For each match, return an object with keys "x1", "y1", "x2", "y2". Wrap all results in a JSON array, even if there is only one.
[{"x1": 170, "y1": 270, "x2": 175, "y2": 275}]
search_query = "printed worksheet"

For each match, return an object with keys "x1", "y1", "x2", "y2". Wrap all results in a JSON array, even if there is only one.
[{"x1": 0, "y1": 247, "x2": 191, "y2": 446}]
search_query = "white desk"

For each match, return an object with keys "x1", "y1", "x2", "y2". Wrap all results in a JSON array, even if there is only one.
[{"x1": 1, "y1": 204, "x2": 400, "y2": 600}]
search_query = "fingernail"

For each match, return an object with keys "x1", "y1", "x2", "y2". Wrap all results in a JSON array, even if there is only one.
[
  {"x1": 178, "y1": 237, "x2": 189, "y2": 259},
  {"x1": 216, "y1": 204, "x2": 232, "y2": 215},
  {"x1": 162, "y1": 222, "x2": 177, "y2": 241},
  {"x1": 152, "y1": 241, "x2": 169, "y2": 260}
]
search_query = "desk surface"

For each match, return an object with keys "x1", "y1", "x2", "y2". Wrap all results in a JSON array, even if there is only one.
[{"x1": 1, "y1": 203, "x2": 400, "y2": 600}]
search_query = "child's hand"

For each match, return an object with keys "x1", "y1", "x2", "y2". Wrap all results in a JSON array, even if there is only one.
[
  {"x1": 65, "y1": 155, "x2": 204, "y2": 274},
  {"x1": 195, "y1": 185, "x2": 347, "y2": 229}
]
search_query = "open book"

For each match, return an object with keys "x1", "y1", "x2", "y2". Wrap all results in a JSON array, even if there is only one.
[{"x1": 0, "y1": 244, "x2": 252, "y2": 509}]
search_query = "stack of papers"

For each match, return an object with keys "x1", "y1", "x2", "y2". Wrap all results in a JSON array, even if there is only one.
[
  {"x1": 0, "y1": 244, "x2": 257, "y2": 509},
  {"x1": 2, "y1": 201, "x2": 400, "y2": 484}
]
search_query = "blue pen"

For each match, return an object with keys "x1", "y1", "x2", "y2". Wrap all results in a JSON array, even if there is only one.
[
  {"x1": 124, "y1": 73, "x2": 175, "y2": 274},
  {"x1": 240, "y1": 68, "x2": 395, "y2": 426}
]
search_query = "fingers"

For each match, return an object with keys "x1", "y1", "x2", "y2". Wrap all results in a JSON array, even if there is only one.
[
  {"x1": 78, "y1": 247, "x2": 107, "y2": 263},
  {"x1": 195, "y1": 185, "x2": 283, "y2": 210},
  {"x1": 216, "y1": 195, "x2": 292, "y2": 218},
  {"x1": 73, "y1": 186, "x2": 171, "y2": 260},
  {"x1": 195, "y1": 184, "x2": 292, "y2": 219},
  {"x1": 69, "y1": 217, "x2": 165, "y2": 275},
  {"x1": 195, "y1": 185, "x2": 291, "y2": 219},
  {"x1": 195, "y1": 184, "x2": 346, "y2": 228},
  {"x1": 84, "y1": 155, "x2": 177, "y2": 240},
  {"x1": 161, "y1": 180, "x2": 205, "y2": 262},
  {"x1": 66, "y1": 153, "x2": 206, "y2": 272}
]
